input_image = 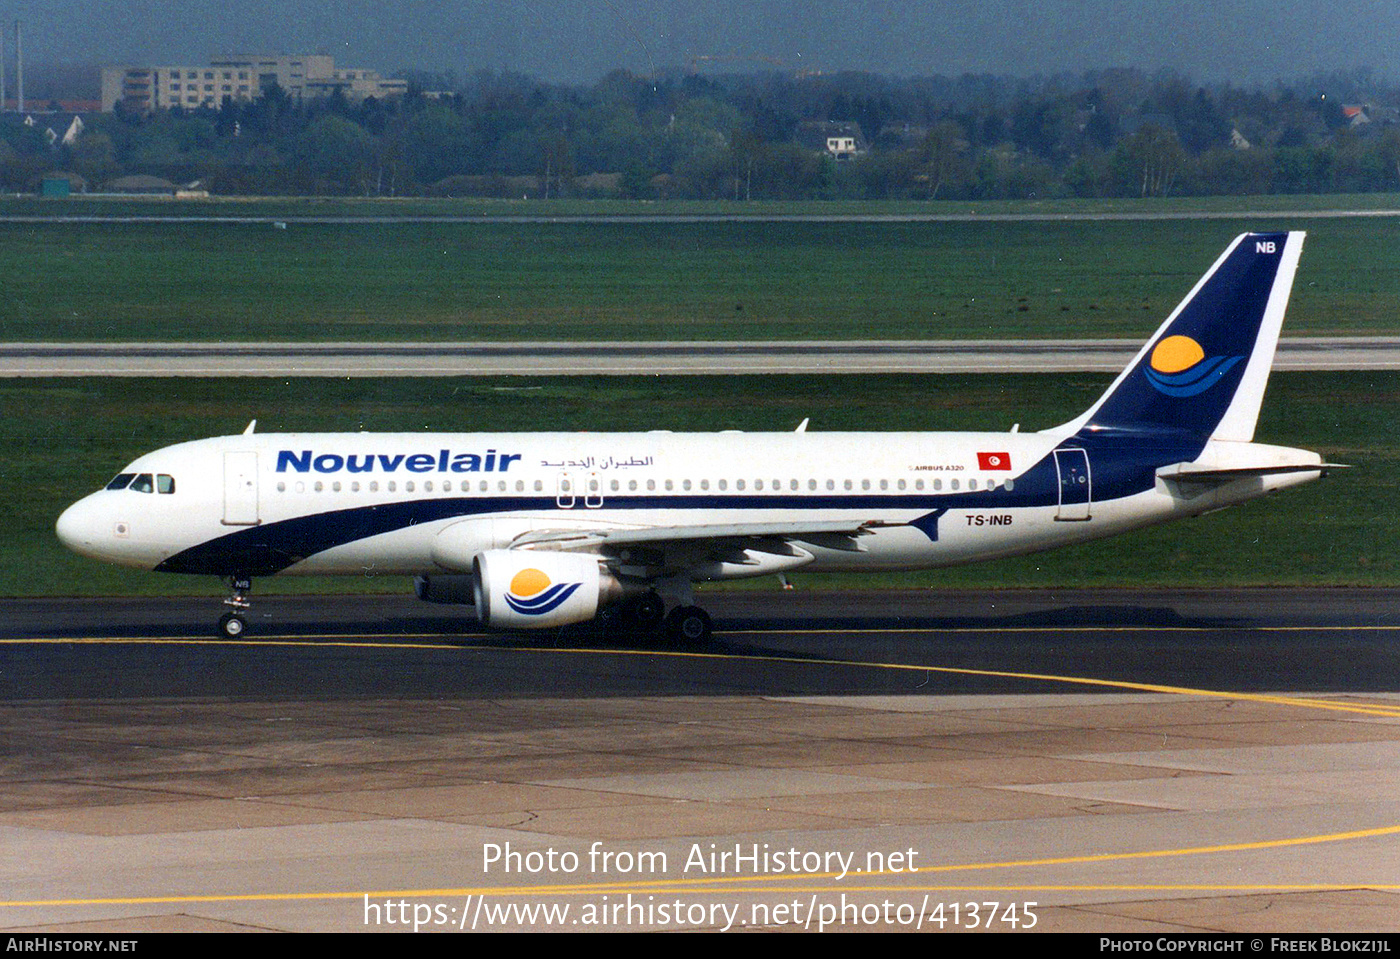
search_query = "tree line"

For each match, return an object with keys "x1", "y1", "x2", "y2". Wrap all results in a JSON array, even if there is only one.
[{"x1": 4, "y1": 65, "x2": 1400, "y2": 199}]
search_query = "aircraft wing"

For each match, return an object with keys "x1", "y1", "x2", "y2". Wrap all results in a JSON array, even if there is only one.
[
  {"x1": 514, "y1": 519, "x2": 892, "y2": 552},
  {"x1": 510, "y1": 519, "x2": 901, "y2": 577}
]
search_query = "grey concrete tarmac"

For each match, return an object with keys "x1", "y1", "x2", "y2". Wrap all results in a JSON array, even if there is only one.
[
  {"x1": 2, "y1": 337, "x2": 1397, "y2": 376},
  {"x1": 2, "y1": 589, "x2": 1398, "y2": 933}
]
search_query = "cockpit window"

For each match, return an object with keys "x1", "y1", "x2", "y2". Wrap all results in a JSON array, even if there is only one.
[
  {"x1": 105, "y1": 473, "x2": 136, "y2": 491},
  {"x1": 157, "y1": 474, "x2": 175, "y2": 494},
  {"x1": 128, "y1": 473, "x2": 155, "y2": 494}
]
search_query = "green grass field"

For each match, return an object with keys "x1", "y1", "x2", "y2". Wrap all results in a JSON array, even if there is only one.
[
  {"x1": 11, "y1": 192, "x2": 1400, "y2": 219},
  {"x1": 3, "y1": 203, "x2": 1400, "y2": 341},
  {"x1": 7, "y1": 372, "x2": 1395, "y2": 598}
]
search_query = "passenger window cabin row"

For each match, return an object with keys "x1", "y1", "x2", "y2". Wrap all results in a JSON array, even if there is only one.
[{"x1": 269, "y1": 475, "x2": 1015, "y2": 496}]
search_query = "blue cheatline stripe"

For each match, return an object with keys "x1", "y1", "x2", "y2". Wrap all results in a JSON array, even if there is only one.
[
  {"x1": 154, "y1": 436, "x2": 1208, "y2": 578},
  {"x1": 155, "y1": 491, "x2": 998, "y2": 576}
]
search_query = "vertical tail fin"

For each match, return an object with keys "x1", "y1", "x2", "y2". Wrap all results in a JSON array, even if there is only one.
[{"x1": 1054, "y1": 231, "x2": 1304, "y2": 443}]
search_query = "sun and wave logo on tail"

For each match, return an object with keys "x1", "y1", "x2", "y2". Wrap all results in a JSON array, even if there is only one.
[
  {"x1": 505, "y1": 568, "x2": 582, "y2": 616},
  {"x1": 1143, "y1": 335, "x2": 1244, "y2": 397}
]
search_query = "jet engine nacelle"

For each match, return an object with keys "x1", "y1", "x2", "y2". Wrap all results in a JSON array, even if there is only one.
[{"x1": 472, "y1": 550, "x2": 608, "y2": 629}]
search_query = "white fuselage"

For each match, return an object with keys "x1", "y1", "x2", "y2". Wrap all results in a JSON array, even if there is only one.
[{"x1": 55, "y1": 429, "x2": 1321, "y2": 580}]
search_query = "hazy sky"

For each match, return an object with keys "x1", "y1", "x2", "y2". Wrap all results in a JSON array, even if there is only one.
[{"x1": 10, "y1": 0, "x2": 1400, "y2": 84}]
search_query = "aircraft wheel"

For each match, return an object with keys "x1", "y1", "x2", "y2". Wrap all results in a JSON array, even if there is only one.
[
  {"x1": 218, "y1": 612, "x2": 248, "y2": 639},
  {"x1": 631, "y1": 592, "x2": 666, "y2": 629},
  {"x1": 665, "y1": 605, "x2": 712, "y2": 645}
]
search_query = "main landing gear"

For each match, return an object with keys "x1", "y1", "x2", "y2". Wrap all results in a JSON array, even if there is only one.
[
  {"x1": 664, "y1": 605, "x2": 713, "y2": 644},
  {"x1": 218, "y1": 575, "x2": 252, "y2": 638},
  {"x1": 613, "y1": 591, "x2": 714, "y2": 644},
  {"x1": 651, "y1": 577, "x2": 713, "y2": 645}
]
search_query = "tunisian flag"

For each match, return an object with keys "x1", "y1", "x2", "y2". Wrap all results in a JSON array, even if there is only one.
[{"x1": 977, "y1": 451, "x2": 1012, "y2": 470}]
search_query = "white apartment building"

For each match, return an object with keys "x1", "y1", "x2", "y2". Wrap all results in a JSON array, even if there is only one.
[{"x1": 101, "y1": 55, "x2": 407, "y2": 112}]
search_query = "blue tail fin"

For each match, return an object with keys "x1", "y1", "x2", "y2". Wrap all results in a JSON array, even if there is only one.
[{"x1": 1055, "y1": 232, "x2": 1304, "y2": 443}]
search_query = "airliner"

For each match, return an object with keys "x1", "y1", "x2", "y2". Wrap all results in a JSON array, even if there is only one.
[{"x1": 57, "y1": 232, "x2": 1335, "y2": 642}]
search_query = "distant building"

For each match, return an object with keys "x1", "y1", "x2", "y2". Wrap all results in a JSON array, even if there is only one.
[
  {"x1": 795, "y1": 121, "x2": 867, "y2": 161},
  {"x1": 100, "y1": 55, "x2": 407, "y2": 113},
  {"x1": 1341, "y1": 104, "x2": 1400, "y2": 136},
  {"x1": 1342, "y1": 105, "x2": 1368, "y2": 127},
  {"x1": 41, "y1": 172, "x2": 86, "y2": 196}
]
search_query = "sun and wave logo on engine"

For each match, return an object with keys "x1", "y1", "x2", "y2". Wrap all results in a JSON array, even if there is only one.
[
  {"x1": 1143, "y1": 335, "x2": 1244, "y2": 397},
  {"x1": 505, "y1": 568, "x2": 582, "y2": 616}
]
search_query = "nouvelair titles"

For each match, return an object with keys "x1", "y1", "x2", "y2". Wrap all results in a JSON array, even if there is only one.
[{"x1": 277, "y1": 449, "x2": 522, "y2": 475}]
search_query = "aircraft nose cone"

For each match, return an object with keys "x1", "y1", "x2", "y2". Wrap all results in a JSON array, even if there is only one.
[{"x1": 56, "y1": 496, "x2": 101, "y2": 556}]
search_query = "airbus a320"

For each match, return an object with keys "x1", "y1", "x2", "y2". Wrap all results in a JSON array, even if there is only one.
[{"x1": 57, "y1": 232, "x2": 1335, "y2": 642}]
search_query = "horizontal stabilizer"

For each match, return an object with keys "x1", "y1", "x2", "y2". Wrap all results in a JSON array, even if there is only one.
[{"x1": 1156, "y1": 460, "x2": 1346, "y2": 487}]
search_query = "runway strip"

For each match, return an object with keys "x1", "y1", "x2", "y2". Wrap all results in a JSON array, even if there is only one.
[{"x1": 3, "y1": 337, "x2": 1396, "y2": 376}]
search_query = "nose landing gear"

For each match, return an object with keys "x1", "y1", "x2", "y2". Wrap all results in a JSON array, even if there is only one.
[{"x1": 218, "y1": 576, "x2": 252, "y2": 638}]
